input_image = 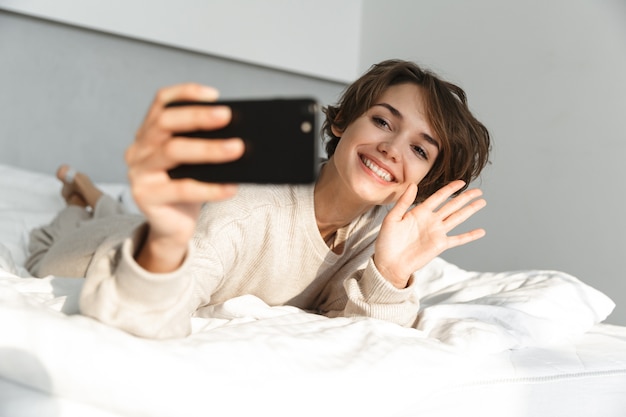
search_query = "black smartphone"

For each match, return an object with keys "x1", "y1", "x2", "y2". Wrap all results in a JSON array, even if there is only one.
[{"x1": 166, "y1": 98, "x2": 319, "y2": 184}]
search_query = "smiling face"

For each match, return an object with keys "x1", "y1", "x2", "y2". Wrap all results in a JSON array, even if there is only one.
[{"x1": 327, "y1": 82, "x2": 440, "y2": 206}]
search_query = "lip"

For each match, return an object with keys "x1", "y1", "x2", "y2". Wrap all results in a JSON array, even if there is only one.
[{"x1": 358, "y1": 153, "x2": 397, "y2": 183}]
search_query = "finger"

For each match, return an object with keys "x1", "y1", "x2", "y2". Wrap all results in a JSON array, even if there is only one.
[
  {"x1": 446, "y1": 228, "x2": 486, "y2": 249},
  {"x1": 146, "y1": 83, "x2": 220, "y2": 122},
  {"x1": 128, "y1": 138, "x2": 245, "y2": 178},
  {"x1": 387, "y1": 183, "x2": 418, "y2": 221},
  {"x1": 165, "y1": 137, "x2": 245, "y2": 164},
  {"x1": 442, "y1": 197, "x2": 487, "y2": 231},
  {"x1": 420, "y1": 180, "x2": 466, "y2": 211},
  {"x1": 136, "y1": 104, "x2": 232, "y2": 151},
  {"x1": 145, "y1": 137, "x2": 246, "y2": 171},
  {"x1": 436, "y1": 187, "x2": 484, "y2": 219},
  {"x1": 159, "y1": 105, "x2": 232, "y2": 134},
  {"x1": 128, "y1": 105, "x2": 235, "y2": 168},
  {"x1": 133, "y1": 178, "x2": 238, "y2": 206},
  {"x1": 136, "y1": 84, "x2": 223, "y2": 147}
]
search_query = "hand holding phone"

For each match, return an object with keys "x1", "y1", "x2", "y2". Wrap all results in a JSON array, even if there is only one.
[
  {"x1": 126, "y1": 83, "x2": 245, "y2": 273},
  {"x1": 167, "y1": 98, "x2": 319, "y2": 184}
]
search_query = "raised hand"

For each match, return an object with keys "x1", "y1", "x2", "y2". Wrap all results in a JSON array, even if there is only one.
[
  {"x1": 125, "y1": 84, "x2": 245, "y2": 272},
  {"x1": 373, "y1": 180, "x2": 487, "y2": 288}
]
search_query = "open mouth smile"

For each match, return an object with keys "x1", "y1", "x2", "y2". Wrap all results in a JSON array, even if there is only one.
[{"x1": 360, "y1": 155, "x2": 395, "y2": 182}]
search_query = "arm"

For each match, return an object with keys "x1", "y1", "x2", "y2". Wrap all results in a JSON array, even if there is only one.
[
  {"x1": 126, "y1": 83, "x2": 244, "y2": 273},
  {"x1": 340, "y1": 258, "x2": 421, "y2": 327},
  {"x1": 321, "y1": 181, "x2": 486, "y2": 327},
  {"x1": 80, "y1": 84, "x2": 244, "y2": 338},
  {"x1": 80, "y1": 224, "x2": 199, "y2": 339}
]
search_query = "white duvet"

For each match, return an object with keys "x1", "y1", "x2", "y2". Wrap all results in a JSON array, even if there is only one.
[{"x1": 0, "y1": 164, "x2": 618, "y2": 417}]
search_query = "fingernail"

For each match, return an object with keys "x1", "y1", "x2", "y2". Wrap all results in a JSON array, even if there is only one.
[
  {"x1": 222, "y1": 184, "x2": 239, "y2": 195},
  {"x1": 224, "y1": 138, "x2": 244, "y2": 152},
  {"x1": 212, "y1": 105, "x2": 231, "y2": 119},
  {"x1": 200, "y1": 86, "x2": 219, "y2": 100}
]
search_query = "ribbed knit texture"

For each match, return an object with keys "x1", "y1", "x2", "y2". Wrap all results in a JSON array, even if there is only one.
[{"x1": 41, "y1": 184, "x2": 420, "y2": 339}]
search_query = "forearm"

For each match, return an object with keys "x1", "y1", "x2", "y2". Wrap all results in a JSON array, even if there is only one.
[
  {"x1": 79, "y1": 225, "x2": 196, "y2": 339},
  {"x1": 326, "y1": 258, "x2": 420, "y2": 327},
  {"x1": 135, "y1": 227, "x2": 189, "y2": 274}
]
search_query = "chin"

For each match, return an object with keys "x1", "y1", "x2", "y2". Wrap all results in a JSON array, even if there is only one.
[{"x1": 354, "y1": 185, "x2": 397, "y2": 206}]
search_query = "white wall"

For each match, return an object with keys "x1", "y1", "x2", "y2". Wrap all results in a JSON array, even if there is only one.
[
  {"x1": 0, "y1": 0, "x2": 362, "y2": 83},
  {"x1": 1, "y1": 1, "x2": 625, "y2": 325}
]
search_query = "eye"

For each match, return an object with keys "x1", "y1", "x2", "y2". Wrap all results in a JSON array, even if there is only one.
[
  {"x1": 372, "y1": 116, "x2": 391, "y2": 130},
  {"x1": 411, "y1": 145, "x2": 428, "y2": 160}
]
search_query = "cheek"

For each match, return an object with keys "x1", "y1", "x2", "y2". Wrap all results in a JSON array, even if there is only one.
[
  {"x1": 332, "y1": 128, "x2": 362, "y2": 158},
  {"x1": 332, "y1": 137, "x2": 349, "y2": 161},
  {"x1": 408, "y1": 161, "x2": 435, "y2": 185}
]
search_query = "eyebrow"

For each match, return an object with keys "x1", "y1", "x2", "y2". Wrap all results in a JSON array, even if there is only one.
[{"x1": 373, "y1": 103, "x2": 440, "y2": 151}]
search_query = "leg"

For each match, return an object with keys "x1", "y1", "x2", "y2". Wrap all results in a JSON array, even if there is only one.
[
  {"x1": 25, "y1": 205, "x2": 92, "y2": 277},
  {"x1": 57, "y1": 164, "x2": 104, "y2": 209},
  {"x1": 25, "y1": 165, "x2": 128, "y2": 277}
]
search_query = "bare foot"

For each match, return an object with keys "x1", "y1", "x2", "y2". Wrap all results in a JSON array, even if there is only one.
[{"x1": 56, "y1": 164, "x2": 104, "y2": 209}]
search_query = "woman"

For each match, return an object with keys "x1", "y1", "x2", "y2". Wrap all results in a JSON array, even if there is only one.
[{"x1": 27, "y1": 60, "x2": 491, "y2": 339}]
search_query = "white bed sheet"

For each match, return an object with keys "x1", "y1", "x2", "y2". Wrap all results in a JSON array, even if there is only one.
[{"x1": 1, "y1": 163, "x2": 625, "y2": 417}]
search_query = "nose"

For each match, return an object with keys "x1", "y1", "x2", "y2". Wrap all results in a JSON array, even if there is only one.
[{"x1": 377, "y1": 138, "x2": 401, "y2": 162}]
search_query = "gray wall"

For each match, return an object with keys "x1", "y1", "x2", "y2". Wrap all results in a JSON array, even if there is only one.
[
  {"x1": 358, "y1": 0, "x2": 626, "y2": 325},
  {"x1": 1, "y1": 2, "x2": 625, "y2": 325},
  {"x1": 0, "y1": 11, "x2": 346, "y2": 182}
]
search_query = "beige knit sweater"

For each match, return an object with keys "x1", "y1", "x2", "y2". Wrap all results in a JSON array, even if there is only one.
[{"x1": 72, "y1": 183, "x2": 420, "y2": 339}]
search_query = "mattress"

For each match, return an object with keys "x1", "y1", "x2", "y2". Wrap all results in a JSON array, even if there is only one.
[
  {"x1": 1, "y1": 163, "x2": 625, "y2": 417},
  {"x1": 412, "y1": 323, "x2": 626, "y2": 416}
]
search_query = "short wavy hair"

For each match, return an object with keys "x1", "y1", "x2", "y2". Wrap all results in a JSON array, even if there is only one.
[{"x1": 322, "y1": 59, "x2": 491, "y2": 203}]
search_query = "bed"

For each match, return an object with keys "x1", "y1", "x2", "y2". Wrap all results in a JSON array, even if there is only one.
[{"x1": 1, "y1": 162, "x2": 625, "y2": 417}]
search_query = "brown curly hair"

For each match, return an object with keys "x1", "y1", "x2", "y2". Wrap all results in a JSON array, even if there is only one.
[{"x1": 322, "y1": 59, "x2": 491, "y2": 203}]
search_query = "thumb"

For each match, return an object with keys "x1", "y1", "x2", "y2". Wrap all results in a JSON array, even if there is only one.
[{"x1": 388, "y1": 183, "x2": 418, "y2": 220}]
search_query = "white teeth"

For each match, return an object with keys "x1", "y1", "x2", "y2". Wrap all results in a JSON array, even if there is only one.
[{"x1": 361, "y1": 156, "x2": 393, "y2": 182}]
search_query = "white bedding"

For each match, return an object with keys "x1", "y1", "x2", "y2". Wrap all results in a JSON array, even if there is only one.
[{"x1": 1, "y1": 163, "x2": 625, "y2": 417}]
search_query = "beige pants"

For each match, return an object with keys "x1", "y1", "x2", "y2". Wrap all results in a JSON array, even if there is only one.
[{"x1": 26, "y1": 195, "x2": 143, "y2": 278}]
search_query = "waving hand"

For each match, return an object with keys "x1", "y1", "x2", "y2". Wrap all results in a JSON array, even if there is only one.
[{"x1": 374, "y1": 180, "x2": 487, "y2": 288}]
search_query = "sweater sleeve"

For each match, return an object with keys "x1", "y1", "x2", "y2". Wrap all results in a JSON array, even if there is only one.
[
  {"x1": 79, "y1": 224, "x2": 199, "y2": 339},
  {"x1": 325, "y1": 257, "x2": 420, "y2": 327}
]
